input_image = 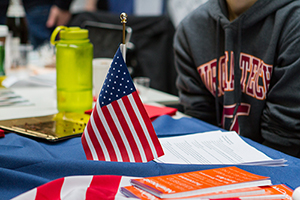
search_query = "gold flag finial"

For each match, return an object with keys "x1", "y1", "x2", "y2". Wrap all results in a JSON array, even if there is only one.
[
  {"x1": 120, "y1": 13, "x2": 127, "y2": 44},
  {"x1": 120, "y1": 12, "x2": 128, "y2": 24}
]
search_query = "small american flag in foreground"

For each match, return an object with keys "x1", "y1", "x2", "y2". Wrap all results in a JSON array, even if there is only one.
[
  {"x1": 81, "y1": 47, "x2": 164, "y2": 162},
  {"x1": 12, "y1": 175, "x2": 132, "y2": 200}
]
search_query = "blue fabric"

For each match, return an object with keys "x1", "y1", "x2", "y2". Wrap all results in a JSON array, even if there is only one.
[
  {"x1": 107, "y1": 0, "x2": 167, "y2": 15},
  {"x1": 154, "y1": 115, "x2": 224, "y2": 137},
  {"x1": 108, "y1": 0, "x2": 134, "y2": 15},
  {"x1": 1, "y1": 115, "x2": 300, "y2": 200}
]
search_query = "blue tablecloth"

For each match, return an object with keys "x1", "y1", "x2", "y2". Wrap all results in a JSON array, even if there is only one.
[{"x1": 1, "y1": 115, "x2": 300, "y2": 199}]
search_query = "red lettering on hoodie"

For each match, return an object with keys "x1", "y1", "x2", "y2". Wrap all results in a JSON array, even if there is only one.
[{"x1": 198, "y1": 52, "x2": 273, "y2": 101}]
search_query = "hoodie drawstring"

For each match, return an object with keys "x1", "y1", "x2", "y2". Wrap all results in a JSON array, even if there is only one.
[
  {"x1": 232, "y1": 16, "x2": 244, "y2": 123},
  {"x1": 215, "y1": 17, "x2": 221, "y2": 127},
  {"x1": 215, "y1": 15, "x2": 244, "y2": 129}
]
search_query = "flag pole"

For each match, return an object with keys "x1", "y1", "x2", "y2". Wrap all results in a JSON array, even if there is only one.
[{"x1": 120, "y1": 12, "x2": 127, "y2": 62}]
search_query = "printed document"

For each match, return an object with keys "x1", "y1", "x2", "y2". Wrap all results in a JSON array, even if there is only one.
[{"x1": 154, "y1": 131, "x2": 286, "y2": 166}]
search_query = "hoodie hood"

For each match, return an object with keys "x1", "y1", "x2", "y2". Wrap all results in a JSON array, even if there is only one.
[
  {"x1": 208, "y1": 0, "x2": 295, "y2": 28},
  {"x1": 207, "y1": 0, "x2": 295, "y2": 127}
]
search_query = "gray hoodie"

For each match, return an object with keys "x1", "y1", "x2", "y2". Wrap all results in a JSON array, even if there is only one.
[{"x1": 174, "y1": 0, "x2": 300, "y2": 157}]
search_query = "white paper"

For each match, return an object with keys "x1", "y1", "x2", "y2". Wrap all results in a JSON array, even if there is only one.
[
  {"x1": 0, "y1": 89, "x2": 33, "y2": 107},
  {"x1": 155, "y1": 131, "x2": 287, "y2": 166}
]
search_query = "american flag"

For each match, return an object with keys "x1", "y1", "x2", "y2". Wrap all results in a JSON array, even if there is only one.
[
  {"x1": 12, "y1": 175, "x2": 133, "y2": 200},
  {"x1": 81, "y1": 47, "x2": 164, "y2": 162}
]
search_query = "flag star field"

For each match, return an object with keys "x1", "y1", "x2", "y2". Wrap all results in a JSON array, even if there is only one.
[{"x1": 99, "y1": 53, "x2": 135, "y2": 107}]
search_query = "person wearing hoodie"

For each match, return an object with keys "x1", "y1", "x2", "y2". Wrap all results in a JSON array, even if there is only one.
[{"x1": 174, "y1": 0, "x2": 300, "y2": 158}]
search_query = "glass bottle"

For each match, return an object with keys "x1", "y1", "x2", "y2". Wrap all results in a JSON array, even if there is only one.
[{"x1": 6, "y1": 0, "x2": 29, "y2": 68}]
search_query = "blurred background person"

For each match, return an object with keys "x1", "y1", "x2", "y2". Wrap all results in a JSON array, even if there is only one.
[
  {"x1": 81, "y1": 0, "x2": 208, "y2": 27},
  {"x1": 0, "y1": 0, "x2": 73, "y2": 49}
]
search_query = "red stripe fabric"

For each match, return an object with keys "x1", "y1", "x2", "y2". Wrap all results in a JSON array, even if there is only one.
[
  {"x1": 35, "y1": 177, "x2": 64, "y2": 200},
  {"x1": 132, "y1": 92, "x2": 164, "y2": 157},
  {"x1": 87, "y1": 112, "x2": 106, "y2": 160},
  {"x1": 108, "y1": 101, "x2": 131, "y2": 162},
  {"x1": 113, "y1": 98, "x2": 143, "y2": 162},
  {"x1": 86, "y1": 175, "x2": 122, "y2": 200},
  {"x1": 122, "y1": 95, "x2": 153, "y2": 162},
  {"x1": 14, "y1": 175, "x2": 125, "y2": 200},
  {"x1": 81, "y1": 127, "x2": 93, "y2": 160},
  {"x1": 95, "y1": 105, "x2": 118, "y2": 161},
  {"x1": 82, "y1": 92, "x2": 164, "y2": 162}
]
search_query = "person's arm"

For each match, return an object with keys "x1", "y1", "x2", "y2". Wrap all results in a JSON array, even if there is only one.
[
  {"x1": 174, "y1": 22, "x2": 217, "y2": 125},
  {"x1": 46, "y1": 0, "x2": 73, "y2": 28},
  {"x1": 85, "y1": 0, "x2": 98, "y2": 11},
  {"x1": 260, "y1": 9, "x2": 300, "y2": 152}
]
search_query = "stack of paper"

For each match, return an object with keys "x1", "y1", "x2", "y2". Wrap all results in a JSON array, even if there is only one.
[
  {"x1": 0, "y1": 89, "x2": 33, "y2": 107},
  {"x1": 121, "y1": 166, "x2": 293, "y2": 200},
  {"x1": 154, "y1": 131, "x2": 287, "y2": 166}
]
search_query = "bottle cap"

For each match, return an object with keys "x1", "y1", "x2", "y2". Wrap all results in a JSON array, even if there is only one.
[
  {"x1": 0, "y1": 25, "x2": 8, "y2": 37},
  {"x1": 60, "y1": 27, "x2": 89, "y2": 40}
]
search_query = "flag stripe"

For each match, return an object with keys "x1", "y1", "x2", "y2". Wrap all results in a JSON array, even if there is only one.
[
  {"x1": 122, "y1": 94, "x2": 153, "y2": 161},
  {"x1": 12, "y1": 188, "x2": 37, "y2": 200},
  {"x1": 82, "y1": 124, "x2": 97, "y2": 160},
  {"x1": 61, "y1": 176, "x2": 93, "y2": 200},
  {"x1": 107, "y1": 102, "x2": 132, "y2": 162},
  {"x1": 36, "y1": 176, "x2": 64, "y2": 200},
  {"x1": 129, "y1": 92, "x2": 158, "y2": 159},
  {"x1": 112, "y1": 100, "x2": 143, "y2": 162},
  {"x1": 87, "y1": 111, "x2": 107, "y2": 160},
  {"x1": 99, "y1": 105, "x2": 122, "y2": 161},
  {"x1": 93, "y1": 103, "x2": 117, "y2": 161},
  {"x1": 89, "y1": 108, "x2": 111, "y2": 161},
  {"x1": 132, "y1": 92, "x2": 164, "y2": 157},
  {"x1": 87, "y1": 117, "x2": 106, "y2": 160},
  {"x1": 86, "y1": 175, "x2": 122, "y2": 199},
  {"x1": 118, "y1": 97, "x2": 147, "y2": 162},
  {"x1": 13, "y1": 175, "x2": 129, "y2": 200}
]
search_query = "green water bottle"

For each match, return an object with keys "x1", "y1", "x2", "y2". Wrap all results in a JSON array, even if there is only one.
[{"x1": 51, "y1": 26, "x2": 93, "y2": 113}]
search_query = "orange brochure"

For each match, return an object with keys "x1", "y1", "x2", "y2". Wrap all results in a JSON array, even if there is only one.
[
  {"x1": 121, "y1": 185, "x2": 265, "y2": 200},
  {"x1": 130, "y1": 166, "x2": 271, "y2": 199},
  {"x1": 252, "y1": 184, "x2": 293, "y2": 200},
  {"x1": 121, "y1": 184, "x2": 293, "y2": 200}
]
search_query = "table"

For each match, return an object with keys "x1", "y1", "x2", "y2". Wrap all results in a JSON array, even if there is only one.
[
  {"x1": 1, "y1": 87, "x2": 300, "y2": 200},
  {"x1": 0, "y1": 86, "x2": 179, "y2": 120},
  {"x1": 0, "y1": 87, "x2": 57, "y2": 120}
]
